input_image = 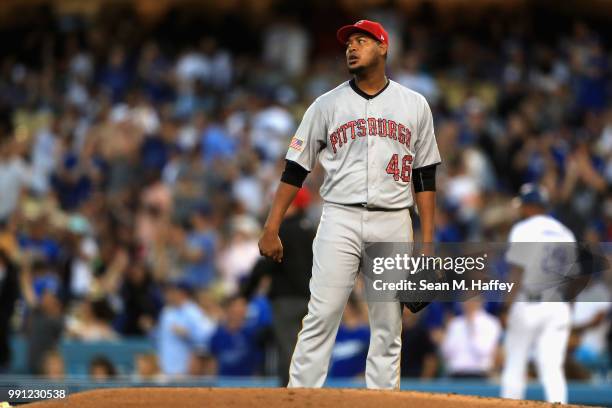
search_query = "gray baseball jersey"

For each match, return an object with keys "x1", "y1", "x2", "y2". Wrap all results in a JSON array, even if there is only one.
[{"x1": 286, "y1": 79, "x2": 441, "y2": 209}]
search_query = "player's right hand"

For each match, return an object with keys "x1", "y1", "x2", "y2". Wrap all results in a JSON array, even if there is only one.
[{"x1": 258, "y1": 229, "x2": 283, "y2": 263}]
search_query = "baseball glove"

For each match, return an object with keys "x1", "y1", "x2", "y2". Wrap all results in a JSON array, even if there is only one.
[{"x1": 402, "y1": 300, "x2": 430, "y2": 313}]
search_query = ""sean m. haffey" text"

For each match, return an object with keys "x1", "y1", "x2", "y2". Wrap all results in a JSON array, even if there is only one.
[{"x1": 372, "y1": 278, "x2": 515, "y2": 293}]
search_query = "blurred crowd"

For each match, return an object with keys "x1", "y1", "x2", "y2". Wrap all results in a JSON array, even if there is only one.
[{"x1": 0, "y1": 2, "x2": 610, "y2": 383}]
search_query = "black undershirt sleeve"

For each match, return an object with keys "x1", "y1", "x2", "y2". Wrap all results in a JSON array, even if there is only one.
[
  {"x1": 280, "y1": 160, "x2": 309, "y2": 187},
  {"x1": 412, "y1": 163, "x2": 438, "y2": 192}
]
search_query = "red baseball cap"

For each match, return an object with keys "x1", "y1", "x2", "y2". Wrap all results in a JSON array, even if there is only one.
[{"x1": 337, "y1": 20, "x2": 389, "y2": 46}]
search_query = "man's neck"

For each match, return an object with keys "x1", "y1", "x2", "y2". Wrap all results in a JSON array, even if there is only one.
[
  {"x1": 353, "y1": 70, "x2": 388, "y2": 96},
  {"x1": 522, "y1": 208, "x2": 546, "y2": 219}
]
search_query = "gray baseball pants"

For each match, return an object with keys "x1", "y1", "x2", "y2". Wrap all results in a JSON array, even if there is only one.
[{"x1": 287, "y1": 202, "x2": 412, "y2": 389}]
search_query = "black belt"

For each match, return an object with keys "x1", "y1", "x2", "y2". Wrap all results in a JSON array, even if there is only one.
[{"x1": 344, "y1": 203, "x2": 408, "y2": 212}]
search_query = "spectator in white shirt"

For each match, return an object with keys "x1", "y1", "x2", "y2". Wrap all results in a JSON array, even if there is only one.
[
  {"x1": 217, "y1": 215, "x2": 261, "y2": 295},
  {"x1": 441, "y1": 298, "x2": 502, "y2": 378},
  {"x1": 0, "y1": 137, "x2": 31, "y2": 222}
]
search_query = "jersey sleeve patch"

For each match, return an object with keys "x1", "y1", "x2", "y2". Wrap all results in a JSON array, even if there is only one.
[{"x1": 289, "y1": 136, "x2": 304, "y2": 151}]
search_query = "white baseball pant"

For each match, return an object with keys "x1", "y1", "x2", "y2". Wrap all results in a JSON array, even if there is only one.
[{"x1": 501, "y1": 302, "x2": 571, "y2": 403}]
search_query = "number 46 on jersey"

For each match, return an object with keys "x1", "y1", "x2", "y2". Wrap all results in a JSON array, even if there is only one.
[{"x1": 386, "y1": 154, "x2": 413, "y2": 182}]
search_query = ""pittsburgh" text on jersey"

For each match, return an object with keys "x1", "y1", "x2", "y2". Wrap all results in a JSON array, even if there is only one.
[{"x1": 329, "y1": 117, "x2": 412, "y2": 153}]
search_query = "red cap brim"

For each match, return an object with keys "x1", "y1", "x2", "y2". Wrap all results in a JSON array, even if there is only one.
[{"x1": 337, "y1": 25, "x2": 374, "y2": 45}]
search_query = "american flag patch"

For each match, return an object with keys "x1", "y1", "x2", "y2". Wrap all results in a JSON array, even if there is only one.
[{"x1": 289, "y1": 137, "x2": 304, "y2": 151}]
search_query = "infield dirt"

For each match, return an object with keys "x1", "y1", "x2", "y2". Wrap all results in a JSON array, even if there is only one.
[{"x1": 23, "y1": 387, "x2": 593, "y2": 408}]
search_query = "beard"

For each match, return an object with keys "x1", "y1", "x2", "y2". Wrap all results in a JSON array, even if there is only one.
[{"x1": 347, "y1": 64, "x2": 366, "y2": 75}]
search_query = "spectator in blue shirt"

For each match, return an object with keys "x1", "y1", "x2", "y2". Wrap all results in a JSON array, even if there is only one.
[
  {"x1": 50, "y1": 153, "x2": 93, "y2": 211},
  {"x1": 329, "y1": 295, "x2": 370, "y2": 378},
  {"x1": 200, "y1": 121, "x2": 237, "y2": 164},
  {"x1": 210, "y1": 295, "x2": 269, "y2": 376},
  {"x1": 98, "y1": 47, "x2": 131, "y2": 103},
  {"x1": 156, "y1": 280, "x2": 216, "y2": 377},
  {"x1": 18, "y1": 218, "x2": 60, "y2": 265},
  {"x1": 140, "y1": 134, "x2": 170, "y2": 173},
  {"x1": 435, "y1": 201, "x2": 465, "y2": 242},
  {"x1": 244, "y1": 294, "x2": 273, "y2": 329},
  {"x1": 183, "y1": 205, "x2": 218, "y2": 289}
]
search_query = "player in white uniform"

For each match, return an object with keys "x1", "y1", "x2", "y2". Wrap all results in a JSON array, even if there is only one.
[
  {"x1": 258, "y1": 20, "x2": 441, "y2": 389},
  {"x1": 501, "y1": 184, "x2": 577, "y2": 403}
]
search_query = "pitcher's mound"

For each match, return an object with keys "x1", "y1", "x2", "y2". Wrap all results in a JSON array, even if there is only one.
[{"x1": 24, "y1": 387, "x2": 586, "y2": 408}]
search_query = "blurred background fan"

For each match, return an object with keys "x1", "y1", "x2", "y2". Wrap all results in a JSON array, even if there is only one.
[{"x1": 0, "y1": 0, "x2": 610, "y2": 405}]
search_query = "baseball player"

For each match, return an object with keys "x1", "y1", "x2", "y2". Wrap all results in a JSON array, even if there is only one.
[
  {"x1": 501, "y1": 184, "x2": 577, "y2": 403},
  {"x1": 258, "y1": 20, "x2": 441, "y2": 389}
]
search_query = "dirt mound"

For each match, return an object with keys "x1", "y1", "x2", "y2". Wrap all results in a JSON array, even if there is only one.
[{"x1": 24, "y1": 387, "x2": 587, "y2": 408}]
